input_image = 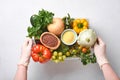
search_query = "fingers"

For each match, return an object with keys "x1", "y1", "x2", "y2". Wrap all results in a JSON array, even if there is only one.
[
  {"x1": 93, "y1": 37, "x2": 99, "y2": 47},
  {"x1": 23, "y1": 37, "x2": 33, "y2": 47},
  {"x1": 94, "y1": 42, "x2": 98, "y2": 48},
  {"x1": 94, "y1": 36, "x2": 104, "y2": 48},
  {"x1": 97, "y1": 37, "x2": 105, "y2": 45},
  {"x1": 27, "y1": 38, "x2": 33, "y2": 48}
]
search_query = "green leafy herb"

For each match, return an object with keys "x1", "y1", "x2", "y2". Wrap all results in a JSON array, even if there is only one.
[
  {"x1": 56, "y1": 43, "x2": 70, "y2": 54},
  {"x1": 62, "y1": 13, "x2": 74, "y2": 29},
  {"x1": 80, "y1": 52, "x2": 96, "y2": 65},
  {"x1": 27, "y1": 9, "x2": 54, "y2": 39}
]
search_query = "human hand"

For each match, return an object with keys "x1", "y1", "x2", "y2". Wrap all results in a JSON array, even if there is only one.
[
  {"x1": 18, "y1": 38, "x2": 33, "y2": 67},
  {"x1": 94, "y1": 37, "x2": 109, "y2": 68}
]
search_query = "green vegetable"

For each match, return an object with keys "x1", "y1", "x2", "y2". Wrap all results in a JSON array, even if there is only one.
[
  {"x1": 62, "y1": 13, "x2": 74, "y2": 29},
  {"x1": 56, "y1": 43, "x2": 69, "y2": 54},
  {"x1": 55, "y1": 42, "x2": 96, "y2": 65},
  {"x1": 80, "y1": 52, "x2": 96, "y2": 65},
  {"x1": 27, "y1": 9, "x2": 54, "y2": 39},
  {"x1": 77, "y1": 29, "x2": 97, "y2": 47}
]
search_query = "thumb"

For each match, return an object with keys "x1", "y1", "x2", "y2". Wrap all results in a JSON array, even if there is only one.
[
  {"x1": 26, "y1": 37, "x2": 33, "y2": 48},
  {"x1": 94, "y1": 42, "x2": 98, "y2": 48}
]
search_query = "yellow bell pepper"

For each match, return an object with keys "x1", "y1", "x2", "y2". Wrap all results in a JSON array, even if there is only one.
[{"x1": 72, "y1": 19, "x2": 88, "y2": 34}]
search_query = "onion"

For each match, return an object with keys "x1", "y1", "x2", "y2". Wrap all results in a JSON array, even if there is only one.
[{"x1": 47, "y1": 18, "x2": 64, "y2": 36}]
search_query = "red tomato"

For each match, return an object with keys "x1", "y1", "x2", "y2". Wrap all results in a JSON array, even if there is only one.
[
  {"x1": 31, "y1": 44, "x2": 52, "y2": 63},
  {"x1": 32, "y1": 45, "x2": 41, "y2": 53},
  {"x1": 31, "y1": 53, "x2": 39, "y2": 62}
]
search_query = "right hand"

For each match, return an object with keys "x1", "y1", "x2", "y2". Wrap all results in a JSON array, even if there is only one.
[{"x1": 94, "y1": 37, "x2": 109, "y2": 68}]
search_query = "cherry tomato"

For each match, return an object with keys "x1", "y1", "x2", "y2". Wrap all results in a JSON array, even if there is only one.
[{"x1": 82, "y1": 47, "x2": 87, "y2": 53}]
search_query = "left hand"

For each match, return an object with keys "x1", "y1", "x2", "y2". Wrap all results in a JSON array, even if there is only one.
[{"x1": 18, "y1": 37, "x2": 33, "y2": 67}]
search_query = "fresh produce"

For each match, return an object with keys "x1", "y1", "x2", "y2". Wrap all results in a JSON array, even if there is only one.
[
  {"x1": 47, "y1": 18, "x2": 64, "y2": 36},
  {"x1": 51, "y1": 51, "x2": 66, "y2": 63},
  {"x1": 72, "y1": 19, "x2": 88, "y2": 34},
  {"x1": 51, "y1": 43, "x2": 96, "y2": 65},
  {"x1": 31, "y1": 44, "x2": 52, "y2": 63},
  {"x1": 77, "y1": 29, "x2": 97, "y2": 47},
  {"x1": 40, "y1": 32, "x2": 60, "y2": 50},
  {"x1": 80, "y1": 52, "x2": 96, "y2": 65},
  {"x1": 82, "y1": 47, "x2": 88, "y2": 53},
  {"x1": 26, "y1": 9, "x2": 97, "y2": 65},
  {"x1": 27, "y1": 9, "x2": 54, "y2": 39},
  {"x1": 55, "y1": 42, "x2": 70, "y2": 54},
  {"x1": 62, "y1": 14, "x2": 74, "y2": 29},
  {"x1": 66, "y1": 52, "x2": 70, "y2": 56}
]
